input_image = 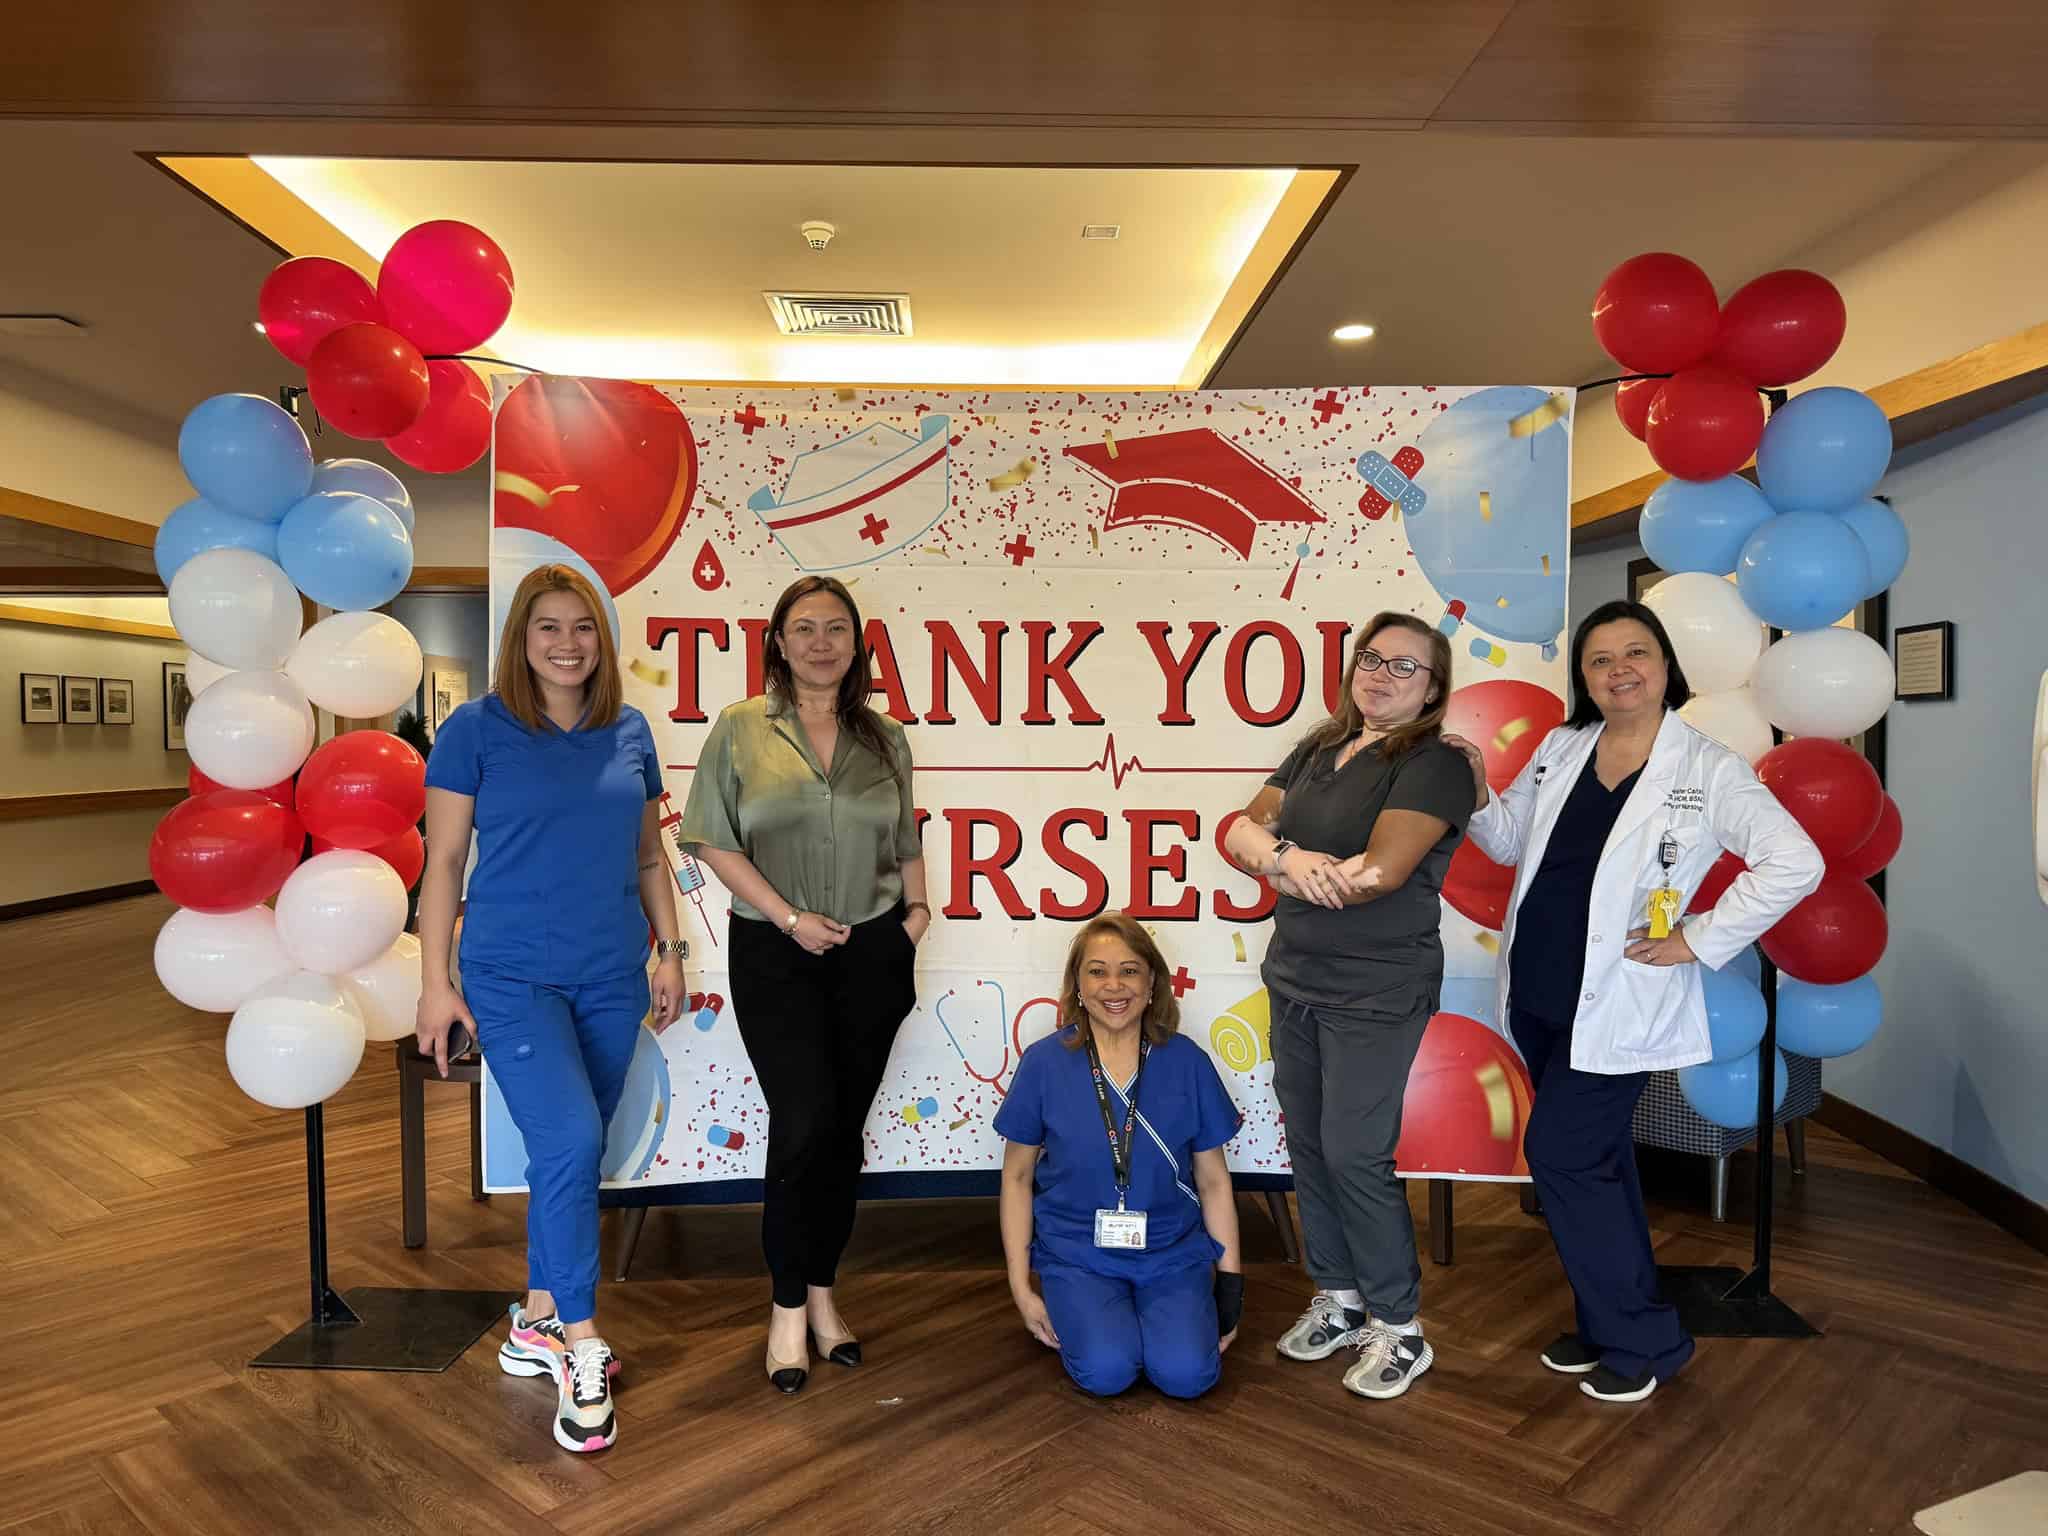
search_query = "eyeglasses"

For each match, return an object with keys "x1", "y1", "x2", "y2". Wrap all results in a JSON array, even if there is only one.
[{"x1": 1356, "y1": 649, "x2": 1434, "y2": 680}]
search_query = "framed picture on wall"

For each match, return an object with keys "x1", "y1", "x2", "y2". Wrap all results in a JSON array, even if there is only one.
[
  {"x1": 429, "y1": 668, "x2": 470, "y2": 738},
  {"x1": 21, "y1": 672, "x2": 61, "y2": 724},
  {"x1": 163, "y1": 661, "x2": 192, "y2": 750},
  {"x1": 62, "y1": 675, "x2": 100, "y2": 724},
  {"x1": 100, "y1": 677, "x2": 135, "y2": 726}
]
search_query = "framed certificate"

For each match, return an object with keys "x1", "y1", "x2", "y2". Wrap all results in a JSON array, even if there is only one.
[{"x1": 1893, "y1": 621, "x2": 1953, "y2": 702}]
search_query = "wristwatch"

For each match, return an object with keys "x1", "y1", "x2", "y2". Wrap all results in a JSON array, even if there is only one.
[
  {"x1": 654, "y1": 938, "x2": 687, "y2": 960},
  {"x1": 784, "y1": 910, "x2": 804, "y2": 936},
  {"x1": 1269, "y1": 838, "x2": 1296, "y2": 874}
]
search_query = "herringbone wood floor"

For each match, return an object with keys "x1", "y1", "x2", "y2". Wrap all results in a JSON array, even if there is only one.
[{"x1": 3, "y1": 894, "x2": 2044, "y2": 1535}]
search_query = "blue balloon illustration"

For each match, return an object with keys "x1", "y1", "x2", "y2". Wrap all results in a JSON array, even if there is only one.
[
  {"x1": 490, "y1": 526, "x2": 622, "y2": 661},
  {"x1": 178, "y1": 393, "x2": 314, "y2": 523},
  {"x1": 1726, "y1": 944, "x2": 1763, "y2": 989},
  {"x1": 1679, "y1": 1047, "x2": 1788, "y2": 1131},
  {"x1": 277, "y1": 490, "x2": 415, "y2": 611},
  {"x1": 1756, "y1": 387, "x2": 1892, "y2": 513},
  {"x1": 1776, "y1": 975, "x2": 1882, "y2": 1059},
  {"x1": 1736, "y1": 509, "x2": 1870, "y2": 630},
  {"x1": 1700, "y1": 963, "x2": 1767, "y2": 1064},
  {"x1": 600, "y1": 1026, "x2": 674, "y2": 1182},
  {"x1": 311, "y1": 457, "x2": 416, "y2": 536},
  {"x1": 1407, "y1": 386, "x2": 1570, "y2": 646},
  {"x1": 1640, "y1": 475, "x2": 1775, "y2": 577},
  {"x1": 154, "y1": 497, "x2": 280, "y2": 585},
  {"x1": 1832, "y1": 497, "x2": 1908, "y2": 599}
]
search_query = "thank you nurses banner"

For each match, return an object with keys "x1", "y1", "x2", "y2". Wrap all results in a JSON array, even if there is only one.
[{"x1": 480, "y1": 381, "x2": 1573, "y2": 1193}]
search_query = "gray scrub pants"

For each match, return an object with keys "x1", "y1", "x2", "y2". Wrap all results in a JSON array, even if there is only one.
[{"x1": 1270, "y1": 983, "x2": 1435, "y2": 1324}]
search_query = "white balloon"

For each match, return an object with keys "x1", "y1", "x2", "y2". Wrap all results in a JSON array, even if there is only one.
[
  {"x1": 225, "y1": 971, "x2": 367, "y2": 1109},
  {"x1": 287, "y1": 611, "x2": 424, "y2": 718},
  {"x1": 169, "y1": 548, "x2": 303, "y2": 671},
  {"x1": 185, "y1": 653, "x2": 234, "y2": 698},
  {"x1": 184, "y1": 670, "x2": 315, "y2": 789},
  {"x1": 345, "y1": 933, "x2": 423, "y2": 1043},
  {"x1": 1754, "y1": 627, "x2": 1896, "y2": 740},
  {"x1": 154, "y1": 905, "x2": 293, "y2": 1013},
  {"x1": 274, "y1": 849, "x2": 407, "y2": 975},
  {"x1": 1642, "y1": 572, "x2": 1767, "y2": 695},
  {"x1": 1679, "y1": 688, "x2": 1776, "y2": 766}
]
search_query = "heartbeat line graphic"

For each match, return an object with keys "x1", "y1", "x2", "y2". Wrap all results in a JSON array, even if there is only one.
[{"x1": 669, "y1": 733, "x2": 1267, "y2": 788}]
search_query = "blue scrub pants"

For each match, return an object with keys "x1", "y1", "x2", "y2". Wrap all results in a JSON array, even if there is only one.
[
  {"x1": 467, "y1": 965, "x2": 650, "y2": 1325},
  {"x1": 1038, "y1": 1258, "x2": 1221, "y2": 1399},
  {"x1": 1511, "y1": 1006, "x2": 1695, "y2": 1383}
]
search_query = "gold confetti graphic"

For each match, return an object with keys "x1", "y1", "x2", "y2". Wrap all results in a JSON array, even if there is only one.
[
  {"x1": 1243, "y1": 404, "x2": 1268, "y2": 415},
  {"x1": 948, "y1": 1116, "x2": 970, "y2": 1131},
  {"x1": 1089, "y1": 527, "x2": 1100, "y2": 551},
  {"x1": 1103, "y1": 431, "x2": 1119, "y2": 460},
  {"x1": 920, "y1": 545, "x2": 951, "y2": 558},
  {"x1": 1541, "y1": 553, "x2": 1552, "y2": 576},
  {"x1": 1492, "y1": 717, "x2": 1533, "y2": 752},
  {"x1": 988, "y1": 458, "x2": 1036, "y2": 492},
  {"x1": 1496, "y1": 596, "x2": 1510, "y2": 608},
  {"x1": 628, "y1": 658, "x2": 670, "y2": 687},
  {"x1": 706, "y1": 495, "x2": 727, "y2": 511},
  {"x1": 1507, "y1": 392, "x2": 1571, "y2": 439},
  {"x1": 1479, "y1": 491, "x2": 1493, "y2": 522},
  {"x1": 1477, "y1": 1061, "x2": 1515, "y2": 1139},
  {"x1": 1474, "y1": 932, "x2": 1500, "y2": 954},
  {"x1": 835, "y1": 387, "x2": 857, "y2": 402},
  {"x1": 1232, "y1": 932, "x2": 1246, "y2": 963},
  {"x1": 494, "y1": 471, "x2": 552, "y2": 509}
]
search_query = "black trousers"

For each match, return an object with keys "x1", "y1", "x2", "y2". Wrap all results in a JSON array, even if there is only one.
[{"x1": 729, "y1": 905, "x2": 918, "y2": 1307}]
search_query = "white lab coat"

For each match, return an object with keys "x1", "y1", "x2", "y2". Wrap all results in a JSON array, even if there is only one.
[{"x1": 1466, "y1": 710, "x2": 1824, "y2": 1075}]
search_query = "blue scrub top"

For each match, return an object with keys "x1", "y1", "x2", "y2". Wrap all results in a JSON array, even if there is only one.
[
  {"x1": 425, "y1": 695, "x2": 665, "y2": 983},
  {"x1": 994, "y1": 1029, "x2": 1242, "y2": 1282}
]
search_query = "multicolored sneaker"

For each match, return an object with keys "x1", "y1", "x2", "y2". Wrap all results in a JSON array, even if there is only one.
[
  {"x1": 499, "y1": 1304, "x2": 620, "y2": 1383},
  {"x1": 554, "y1": 1338, "x2": 618, "y2": 1454},
  {"x1": 1277, "y1": 1292, "x2": 1370, "y2": 1361},
  {"x1": 1342, "y1": 1321, "x2": 1434, "y2": 1400}
]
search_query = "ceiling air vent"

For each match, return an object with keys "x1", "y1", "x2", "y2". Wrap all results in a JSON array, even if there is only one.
[{"x1": 763, "y1": 292, "x2": 913, "y2": 338}]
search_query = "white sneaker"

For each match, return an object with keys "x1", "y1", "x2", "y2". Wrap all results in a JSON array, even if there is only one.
[
  {"x1": 1342, "y1": 1321, "x2": 1433, "y2": 1400},
  {"x1": 553, "y1": 1338, "x2": 618, "y2": 1453},
  {"x1": 1277, "y1": 1292, "x2": 1370, "y2": 1361}
]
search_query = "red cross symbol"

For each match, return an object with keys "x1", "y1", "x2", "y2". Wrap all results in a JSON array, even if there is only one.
[
  {"x1": 1002, "y1": 533, "x2": 1035, "y2": 566},
  {"x1": 734, "y1": 403, "x2": 767, "y2": 435},
  {"x1": 1168, "y1": 966, "x2": 1196, "y2": 999},
  {"x1": 859, "y1": 512, "x2": 890, "y2": 545},
  {"x1": 1312, "y1": 391, "x2": 1345, "y2": 425}
]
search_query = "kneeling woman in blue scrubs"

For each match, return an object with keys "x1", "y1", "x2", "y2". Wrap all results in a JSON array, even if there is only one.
[
  {"x1": 997, "y1": 915, "x2": 1244, "y2": 1398},
  {"x1": 416, "y1": 564, "x2": 685, "y2": 1455}
]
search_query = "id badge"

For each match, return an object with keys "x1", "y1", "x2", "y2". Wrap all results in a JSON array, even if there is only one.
[
  {"x1": 1646, "y1": 887, "x2": 1682, "y2": 940},
  {"x1": 1094, "y1": 1207, "x2": 1148, "y2": 1250}
]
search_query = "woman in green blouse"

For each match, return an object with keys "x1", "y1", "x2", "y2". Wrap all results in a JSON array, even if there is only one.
[{"x1": 679, "y1": 575, "x2": 930, "y2": 1395}]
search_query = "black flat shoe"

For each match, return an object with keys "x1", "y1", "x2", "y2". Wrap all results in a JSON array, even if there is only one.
[
  {"x1": 766, "y1": 1344, "x2": 808, "y2": 1394},
  {"x1": 813, "y1": 1329, "x2": 861, "y2": 1367}
]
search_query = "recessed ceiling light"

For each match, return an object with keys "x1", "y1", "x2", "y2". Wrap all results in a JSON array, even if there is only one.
[
  {"x1": 1332, "y1": 323, "x2": 1375, "y2": 342},
  {"x1": 251, "y1": 321, "x2": 268, "y2": 335}
]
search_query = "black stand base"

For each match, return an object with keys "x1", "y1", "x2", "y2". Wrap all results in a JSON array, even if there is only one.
[
  {"x1": 250, "y1": 1287, "x2": 519, "y2": 1372},
  {"x1": 1658, "y1": 1265, "x2": 1820, "y2": 1339}
]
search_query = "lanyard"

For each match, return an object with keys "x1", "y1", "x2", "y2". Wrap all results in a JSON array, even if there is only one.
[
  {"x1": 1083, "y1": 1034, "x2": 1148, "y2": 1209},
  {"x1": 1658, "y1": 833, "x2": 1679, "y2": 875}
]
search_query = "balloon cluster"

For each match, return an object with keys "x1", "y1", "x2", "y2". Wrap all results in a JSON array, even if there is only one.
[
  {"x1": 1531, "y1": 257, "x2": 1906, "y2": 1127},
  {"x1": 152, "y1": 396, "x2": 430, "y2": 1111},
  {"x1": 256, "y1": 220, "x2": 512, "y2": 473}
]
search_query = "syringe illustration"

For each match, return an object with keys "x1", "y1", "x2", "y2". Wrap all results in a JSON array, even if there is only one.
[{"x1": 655, "y1": 791, "x2": 718, "y2": 947}]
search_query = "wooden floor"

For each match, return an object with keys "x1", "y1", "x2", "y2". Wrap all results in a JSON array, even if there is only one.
[{"x1": 4, "y1": 893, "x2": 2044, "y2": 1535}]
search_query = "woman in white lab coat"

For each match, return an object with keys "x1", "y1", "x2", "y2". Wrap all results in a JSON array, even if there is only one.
[{"x1": 1446, "y1": 599, "x2": 1822, "y2": 1404}]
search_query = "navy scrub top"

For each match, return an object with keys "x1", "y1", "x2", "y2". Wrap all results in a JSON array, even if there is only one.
[
  {"x1": 425, "y1": 695, "x2": 666, "y2": 983},
  {"x1": 1508, "y1": 752, "x2": 1645, "y2": 1025},
  {"x1": 994, "y1": 1030, "x2": 1243, "y2": 1283}
]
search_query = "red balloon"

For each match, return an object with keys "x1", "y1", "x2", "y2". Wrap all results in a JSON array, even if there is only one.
[
  {"x1": 1762, "y1": 870, "x2": 1888, "y2": 984},
  {"x1": 1592, "y1": 252, "x2": 1720, "y2": 374},
  {"x1": 1443, "y1": 840, "x2": 1514, "y2": 931},
  {"x1": 1757, "y1": 738, "x2": 1883, "y2": 862},
  {"x1": 295, "y1": 730, "x2": 426, "y2": 849},
  {"x1": 1689, "y1": 851, "x2": 1748, "y2": 915},
  {"x1": 1712, "y1": 269, "x2": 1847, "y2": 387},
  {"x1": 150, "y1": 790, "x2": 305, "y2": 914},
  {"x1": 1644, "y1": 365, "x2": 1766, "y2": 481},
  {"x1": 313, "y1": 825, "x2": 425, "y2": 890},
  {"x1": 494, "y1": 376, "x2": 698, "y2": 593},
  {"x1": 1395, "y1": 1013, "x2": 1534, "y2": 1177},
  {"x1": 1838, "y1": 793, "x2": 1902, "y2": 881},
  {"x1": 307, "y1": 322, "x2": 430, "y2": 441},
  {"x1": 1441, "y1": 680, "x2": 1565, "y2": 795},
  {"x1": 258, "y1": 257, "x2": 383, "y2": 367},
  {"x1": 385, "y1": 359, "x2": 492, "y2": 473},
  {"x1": 1614, "y1": 377, "x2": 1660, "y2": 442},
  {"x1": 188, "y1": 764, "x2": 295, "y2": 809},
  {"x1": 377, "y1": 220, "x2": 515, "y2": 355}
]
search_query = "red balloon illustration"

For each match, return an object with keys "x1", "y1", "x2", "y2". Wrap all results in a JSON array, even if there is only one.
[
  {"x1": 1395, "y1": 1013, "x2": 1534, "y2": 1177},
  {"x1": 1645, "y1": 365, "x2": 1766, "y2": 482},
  {"x1": 1444, "y1": 840, "x2": 1515, "y2": 931},
  {"x1": 385, "y1": 358, "x2": 492, "y2": 473},
  {"x1": 313, "y1": 825, "x2": 425, "y2": 890},
  {"x1": 150, "y1": 790, "x2": 305, "y2": 914},
  {"x1": 1762, "y1": 870, "x2": 1888, "y2": 984},
  {"x1": 295, "y1": 731, "x2": 426, "y2": 849},
  {"x1": 307, "y1": 322, "x2": 430, "y2": 441},
  {"x1": 188, "y1": 764, "x2": 294, "y2": 809},
  {"x1": 1614, "y1": 377, "x2": 1660, "y2": 442},
  {"x1": 1712, "y1": 269, "x2": 1847, "y2": 387},
  {"x1": 494, "y1": 375, "x2": 697, "y2": 594},
  {"x1": 1591, "y1": 252, "x2": 1720, "y2": 374},
  {"x1": 1689, "y1": 850, "x2": 1747, "y2": 915},
  {"x1": 377, "y1": 220, "x2": 515, "y2": 355},
  {"x1": 1837, "y1": 794, "x2": 1902, "y2": 881},
  {"x1": 257, "y1": 257, "x2": 383, "y2": 367},
  {"x1": 1441, "y1": 680, "x2": 1564, "y2": 795},
  {"x1": 1757, "y1": 738, "x2": 1883, "y2": 863}
]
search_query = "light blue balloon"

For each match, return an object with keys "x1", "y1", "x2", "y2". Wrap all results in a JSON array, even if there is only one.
[
  {"x1": 1832, "y1": 497, "x2": 1908, "y2": 598},
  {"x1": 153, "y1": 497, "x2": 280, "y2": 585},
  {"x1": 276, "y1": 490, "x2": 414, "y2": 611},
  {"x1": 1406, "y1": 386, "x2": 1570, "y2": 646},
  {"x1": 1736, "y1": 509, "x2": 1870, "y2": 630},
  {"x1": 1777, "y1": 975, "x2": 1882, "y2": 1059},
  {"x1": 311, "y1": 458, "x2": 415, "y2": 536},
  {"x1": 1756, "y1": 387, "x2": 1893, "y2": 513},
  {"x1": 1640, "y1": 475, "x2": 1776, "y2": 576},
  {"x1": 1679, "y1": 1047, "x2": 1789, "y2": 1131},
  {"x1": 177, "y1": 393, "x2": 313, "y2": 523},
  {"x1": 1700, "y1": 964, "x2": 1767, "y2": 1064},
  {"x1": 1726, "y1": 944, "x2": 1763, "y2": 989},
  {"x1": 490, "y1": 526, "x2": 622, "y2": 662}
]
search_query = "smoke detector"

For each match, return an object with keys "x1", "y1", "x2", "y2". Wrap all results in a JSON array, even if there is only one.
[{"x1": 799, "y1": 221, "x2": 838, "y2": 252}]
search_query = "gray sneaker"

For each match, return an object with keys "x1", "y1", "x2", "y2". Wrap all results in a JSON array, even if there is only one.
[
  {"x1": 1342, "y1": 1321, "x2": 1433, "y2": 1400},
  {"x1": 1277, "y1": 1292, "x2": 1370, "y2": 1361}
]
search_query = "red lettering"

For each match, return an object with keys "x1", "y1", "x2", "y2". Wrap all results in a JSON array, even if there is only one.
[
  {"x1": 1040, "y1": 808, "x2": 1110, "y2": 920},
  {"x1": 1137, "y1": 620, "x2": 1222, "y2": 727},
  {"x1": 1223, "y1": 620, "x2": 1305, "y2": 727},
  {"x1": 1213, "y1": 810, "x2": 1277, "y2": 922},
  {"x1": 1021, "y1": 620, "x2": 1105, "y2": 725},
  {"x1": 645, "y1": 616, "x2": 728, "y2": 723},
  {"x1": 942, "y1": 808, "x2": 1034, "y2": 920},
  {"x1": 738, "y1": 618, "x2": 771, "y2": 699},
  {"x1": 1122, "y1": 808, "x2": 1200, "y2": 920},
  {"x1": 1318, "y1": 620, "x2": 1354, "y2": 716},
  {"x1": 863, "y1": 618, "x2": 915, "y2": 723},
  {"x1": 925, "y1": 620, "x2": 1008, "y2": 726}
]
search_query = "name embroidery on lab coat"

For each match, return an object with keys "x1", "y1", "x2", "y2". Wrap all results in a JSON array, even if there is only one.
[{"x1": 1665, "y1": 786, "x2": 1705, "y2": 813}]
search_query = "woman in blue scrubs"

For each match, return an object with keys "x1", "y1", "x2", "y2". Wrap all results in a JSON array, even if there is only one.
[
  {"x1": 415, "y1": 564, "x2": 685, "y2": 1455},
  {"x1": 997, "y1": 915, "x2": 1244, "y2": 1398}
]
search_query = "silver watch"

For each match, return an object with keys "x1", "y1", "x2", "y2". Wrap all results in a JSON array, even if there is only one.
[
  {"x1": 1270, "y1": 838, "x2": 1296, "y2": 872},
  {"x1": 654, "y1": 938, "x2": 688, "y2": 960}
]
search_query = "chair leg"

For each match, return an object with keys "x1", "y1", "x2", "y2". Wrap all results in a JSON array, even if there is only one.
[
  {"x1": 399, "y1": 1054, "x2": 427, "y2": 1249},
  {"x1": 1786, "y1": 1118, "x2": 1807, "y2": 1177},
  {"x1": 614, "y1": 1204, "x2": 650, "y2": 1282},
  {"x1": 1519, "y1": 1182, "x2": 1542, "y2": 1217},
  {"x1": 1263, "y1": 1191, "x2": 1300, "y2": 1265},
  {"x1": 1710, "y1": 1154, "x2": 1730, "y2": 1223},
  {"x1": 468, "y1": 1077, "x2": 487, "y2": 1201},
  {"x1": 1428, "y1": 1179, "x2": 1454, "y2": 1266}
]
